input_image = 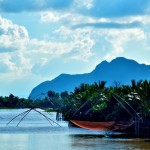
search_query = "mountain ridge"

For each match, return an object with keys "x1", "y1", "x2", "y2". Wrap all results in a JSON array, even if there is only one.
[{"x1": 29, "y1": 57, "x2": 150, "y2": 99}]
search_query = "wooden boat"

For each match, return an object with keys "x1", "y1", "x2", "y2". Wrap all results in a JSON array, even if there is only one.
[
  {"x1": 70, "y1": 120, "x2": 134, "y2": 131},
  {"x1": 70, "y1": 93, "x2": 137, "y2": 133}
]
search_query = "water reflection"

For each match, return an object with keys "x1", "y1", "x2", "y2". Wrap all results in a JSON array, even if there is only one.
[
  {"x1": 0, "y1": 109, "x2": 149, "y2": 150},
  {"x1": 70, "y1": 134, "x2": 150, "y2": 150},
  {"x1": 1, "y1": 133, "x2": 150, "y2": 150}
]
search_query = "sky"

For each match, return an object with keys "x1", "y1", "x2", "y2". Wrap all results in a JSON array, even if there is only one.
[{"x1": 0, "y1": 0, "x2": 150, "y2": 98}]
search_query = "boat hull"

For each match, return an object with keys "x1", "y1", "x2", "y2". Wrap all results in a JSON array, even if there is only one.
[{"x1": 70, "y1": 120, "x2": 134, "y2": 132}]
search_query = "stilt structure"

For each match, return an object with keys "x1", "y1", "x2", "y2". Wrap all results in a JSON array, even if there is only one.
[
  {"x1": 112, "y1": 93, "x2": 142, "y2": 137},
  {"x1": 7, "y1": 107, "x2": 61, "y2": 127},
  {"x1": 69, "y1": 91, "x2": 144, "y2": 137},
  {"x1": 56, "y1": 110, "x2": 62, "y2": 121}
]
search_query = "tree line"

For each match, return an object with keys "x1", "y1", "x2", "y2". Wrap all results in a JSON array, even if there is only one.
[
  {"x1": 61, "y1": 80, "x2": 150, "y2": 121},
  {"x1": 0, "y1": 80, "x2": 150, "y2": 122}
]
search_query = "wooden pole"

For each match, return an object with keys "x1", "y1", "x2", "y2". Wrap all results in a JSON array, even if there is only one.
[{"x1": 134, "y1": 116, "x2": 140, "y2": 137}]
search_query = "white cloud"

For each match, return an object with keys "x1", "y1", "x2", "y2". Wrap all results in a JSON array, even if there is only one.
[
  {"x1": 40, "y1": 11, "x2": 97, "y2": 25},
  {"x1": 0, "y1": 16, "x2": 95, "y2": 77},
  {"x1": 1, "y1": 14, "x2": 149, "y2": 76},
  {"x1": 40, "y1": 10, "x2": 150, "y2": 62},
  {"x1": 40, "y1": 10, "x2": 149, "y2": 30},
  {"x1": 74, "y1": 0, "x2": 94, "y2": 9},
  {"x1": 102, "y1": 29, "x2": 146, "y2": 60},
  {"x1": 26, "y1": 28, "x2": 94, "y2": 62},
  {"x1": 1, "y1": 9, "x2": 150, "y2": 97},
  {"x1": 0, "y1": 16, "x2": 29, "y2": 52},
  {"x1": 40, "y1": 11, "x2": 60, "y2": 23},
  {"x1": 0, "y1": 53, "x2": 16, "y2": 72},
  {"x1": 0, "y1": 15, "x2": 96, "y2": 97},
  {"x1": 54, "y1": 26, "x2": 94, "y2": 60}
]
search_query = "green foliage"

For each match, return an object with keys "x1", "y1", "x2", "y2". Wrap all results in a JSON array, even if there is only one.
[
  {"x1": 61, "y1": 80, "x2": 150, "y2": 121},
  {"x1": 0, "y1": 80, "x2": 150, "y2": 122},
  {"x1": 93, "y1": 102, "x2": 107, "y2": 111},
  {"x1": 0, "y1": 94, "x2": 33, "y2": 108}
]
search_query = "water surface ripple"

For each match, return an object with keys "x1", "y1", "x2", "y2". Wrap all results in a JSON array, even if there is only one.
[{"x1": 0, "y1": 109, "x2": 149, "y2": 150}]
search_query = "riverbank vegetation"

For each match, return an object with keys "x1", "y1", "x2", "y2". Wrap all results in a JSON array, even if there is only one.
[
  {"x1": 61, "y1": 80, "x2": 150, "y2": 122},
  {"x1": 0, "y1": 80, "x2": 150, "y2": 123},
  {"x1": 0, "y1": 93, "x2": 61, "y2": 109}
]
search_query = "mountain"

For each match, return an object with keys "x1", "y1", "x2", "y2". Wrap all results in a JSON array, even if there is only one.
[{"x1": 29, "y1": 57, "x2": 150, "y2": 99}]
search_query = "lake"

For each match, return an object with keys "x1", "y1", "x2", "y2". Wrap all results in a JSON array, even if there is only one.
[{"x1": 0, "y1": 109, "x2": 149, "y2": 150}]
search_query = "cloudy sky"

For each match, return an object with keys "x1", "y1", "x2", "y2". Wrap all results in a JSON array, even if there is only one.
[{"x1": 0, "y1": 0, "x2": 150, "y2": 97}]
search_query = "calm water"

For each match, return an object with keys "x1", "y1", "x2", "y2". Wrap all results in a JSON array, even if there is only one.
[{"x1": 0, "y1": 109, "x2": 149, "y2": 150}]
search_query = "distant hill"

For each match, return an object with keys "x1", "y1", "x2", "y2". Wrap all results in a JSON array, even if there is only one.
[{"x1": 29, "y1": 57, "x2": 150, "y2": 99}]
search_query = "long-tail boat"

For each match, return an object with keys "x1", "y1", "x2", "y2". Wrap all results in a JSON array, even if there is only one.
[
  {"x1": 69, "y1": 93, "x2": 138, "y2": 133},
  {"x1": 70, "y1": 119, "x2": 134, "y2": 132}
]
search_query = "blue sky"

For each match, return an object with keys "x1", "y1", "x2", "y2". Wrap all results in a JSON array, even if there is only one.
[{"x1": 0, "y1": 0, "x2": 150, "y2": 97}]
